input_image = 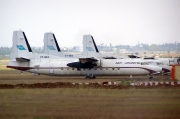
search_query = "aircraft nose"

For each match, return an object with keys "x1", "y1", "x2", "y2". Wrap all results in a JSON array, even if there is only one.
[
  {"x1": 162, "y1": 68, "x2": 171, "y2": 73},
  {"x1": 155, "y1": 66, "x2": 162, "y2": 73},
  {"x1": 156, "y1": 67, "x2": 163, "y2": 73},
  {"x1": 150, "y1": 66, "x2": 162, "y2": 74}
]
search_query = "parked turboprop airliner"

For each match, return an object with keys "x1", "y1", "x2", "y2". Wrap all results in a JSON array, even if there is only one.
[
  {"x1": 43, "y1": 32, "x2": 81, "y2": 58},
  {"x1": 7, "y1": 30, "x2": 162, "y2": 79},
  {"x1": 43, "y1": 32, "x2": 170, "y2": 75},
  {"x1": 44, "y1": 32, "x2": 115, "y2": 59}
]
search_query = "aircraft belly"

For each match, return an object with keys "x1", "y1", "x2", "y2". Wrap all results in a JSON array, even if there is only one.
[
  {"x1": 102, "y1": 69, "x2": 109, "y2": 75},
  {"x1": 52, "y1": 68, "x2": 103, "y2": 76},
  {"x1": 119, "y1": 68, "x2": 148, "y2": 75},
  {"x1": 30, "y1": 69, "x2": 49, "y2": 75},
  {"x1": 27, "y1": 67, "x2": 149, "y2": 76},
  {"x1": 32, "y1": 66, "x2": 150, "y2": 76},
  {"x1": 101, "y1": 69, "x2": 118, "y2": 76},
  {"x1": 62, "y1": 69, "x2": 78, "y2": 75},
  {"x1": 53, "y1": 68, "x2": 81, "y2": 76},
  {"x1": 81, "y1": 69, "x2": 101, "y2": 75}
]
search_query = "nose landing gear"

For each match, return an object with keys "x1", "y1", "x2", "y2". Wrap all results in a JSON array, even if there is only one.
[
  {"x1": 85, "y1": 74, "x2": 96, "y2": 79},
  {"x1": 149, "y1": 75, "x2": 154, "y2": 79}
]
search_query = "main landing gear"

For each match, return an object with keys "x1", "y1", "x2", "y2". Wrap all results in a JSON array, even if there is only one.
[
  {"x1": 149, "y1": 75, "x2": 154, "y2": 79},
  {"x1": 85, "y1": 74, "x2": 96, "y2": 79}
]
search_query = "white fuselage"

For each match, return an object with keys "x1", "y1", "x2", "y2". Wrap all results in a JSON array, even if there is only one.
[{"x1": 7, "y1": 58, "x2": 162, "y2": 76}]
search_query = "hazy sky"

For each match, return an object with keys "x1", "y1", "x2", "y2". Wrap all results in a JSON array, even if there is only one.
[{"x1": 0, "y1": 0, "x2": 180, "y2": 48}]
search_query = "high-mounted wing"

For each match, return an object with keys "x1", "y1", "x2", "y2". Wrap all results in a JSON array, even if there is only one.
[
  {"x1": 79, "y1": 57, "x2": 98, "y2": 63},
  {"x1": 67, "y1": 57, "x2": 99, "y2": 69}
]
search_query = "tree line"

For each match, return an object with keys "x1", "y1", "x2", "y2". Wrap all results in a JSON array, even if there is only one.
[
  {"x1": 0, "y1": 43, "x2": 180, "y2": 56},
  {"x1": 0, "y1": 47, "x2": 44, "y2": 56},
  {"x1": 99, "y1": 43, "x2": 180, "y2": 52}
]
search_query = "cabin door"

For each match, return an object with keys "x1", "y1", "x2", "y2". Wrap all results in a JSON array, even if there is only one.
[
  {"x1": 49, "y1": 60, "x2": 54, "y2": 75},
  {"x1": 49, "y1": 68, "x2": 54, "y2": 75}
]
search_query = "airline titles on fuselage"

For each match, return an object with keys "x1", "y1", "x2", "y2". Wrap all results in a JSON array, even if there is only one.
[{"x1": 115, "y1": 61, "x2": 154, "y2": 65}]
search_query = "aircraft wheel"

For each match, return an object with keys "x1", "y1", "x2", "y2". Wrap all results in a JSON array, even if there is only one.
[
  {"x1": 90, "y1": 74, "x2": 96, "y2": 79},
  {"x1": 149, "y1": 76, "x2": 154, "y2": 79},
  {"x1": 85, "y1": 75, "x2": 89, "y2": 79},
  {"x1": 164, "y1": 73, "x2": 168, "y2": 76},
  {"x1": 85, "y1": 74, "x2": 96, "y2": 79},
  {"x1": 92, "y1": 76, "x2": 96, "y2": 79}
]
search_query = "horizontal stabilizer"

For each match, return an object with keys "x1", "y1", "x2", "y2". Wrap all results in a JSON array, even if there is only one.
[
  {"x1": 128, "y1": 55, "x2": 140, "y2": 58},
  {"x1": 103, "y1": 56, "x2": 117, "y2": 59},
  {"x1": 16, "y1": 57, "x2": 30, "y2": 62}
]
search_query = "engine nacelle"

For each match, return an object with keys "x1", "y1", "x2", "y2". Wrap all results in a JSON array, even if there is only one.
[{"x1": 67, "y1": 62, "x2": 96, "y2": 69}]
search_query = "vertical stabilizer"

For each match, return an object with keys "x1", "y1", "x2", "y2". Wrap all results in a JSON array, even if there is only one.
[
  {"x1": 10, "y1": 30, "x2": 32, "y2": 60},
  {"x1": 83, "y1": 35, "x2": 99, "y2": 57},
  {"x1": 44, "y1": 32, "x2": 61, "y2": 56}
]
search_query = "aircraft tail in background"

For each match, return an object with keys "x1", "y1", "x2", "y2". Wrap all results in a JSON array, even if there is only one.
[
  {"x1": 43, "y1": 32, "x2": 61, "y2": 56},
  {"x1": 83, "y1": 35, "x2": 100, "y2": 57}
]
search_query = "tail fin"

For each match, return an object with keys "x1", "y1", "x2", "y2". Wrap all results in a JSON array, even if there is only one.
[
  {"x1": 10, "y1": 30, "x2": 32, "y2": 60},
  {"x1": 83, "y1": 35, "x2": 99, "y2": 57},
  {"x1": 43, "y1": 32, "x2": 61, "y2": 56}
]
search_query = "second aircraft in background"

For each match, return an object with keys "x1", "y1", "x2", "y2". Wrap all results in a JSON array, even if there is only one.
[{"x1": 43, "y1": 32, "x2": 171, "y2": 75}]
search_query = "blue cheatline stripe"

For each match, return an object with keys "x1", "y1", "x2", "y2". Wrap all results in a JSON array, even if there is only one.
[
  {"x1": 47, "y1": 45, "x2": 56, "y2": 50},
  {"x1": 86, "y1": 47, "x2": 94, "y2": 51},
  {"x1": 17, "y1": 45, "x2": 26, "y2": 50}
]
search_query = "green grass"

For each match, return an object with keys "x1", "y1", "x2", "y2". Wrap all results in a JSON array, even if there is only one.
[
  {"x1": 0, "y1": 88, "x2": 180, "y2": 119},
  {"x1": 0, "y1": 60, "x2": 179, "y2": 118},
  {"x1": 119, "y1": 80, "x2": 131, "y2": 86}
]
